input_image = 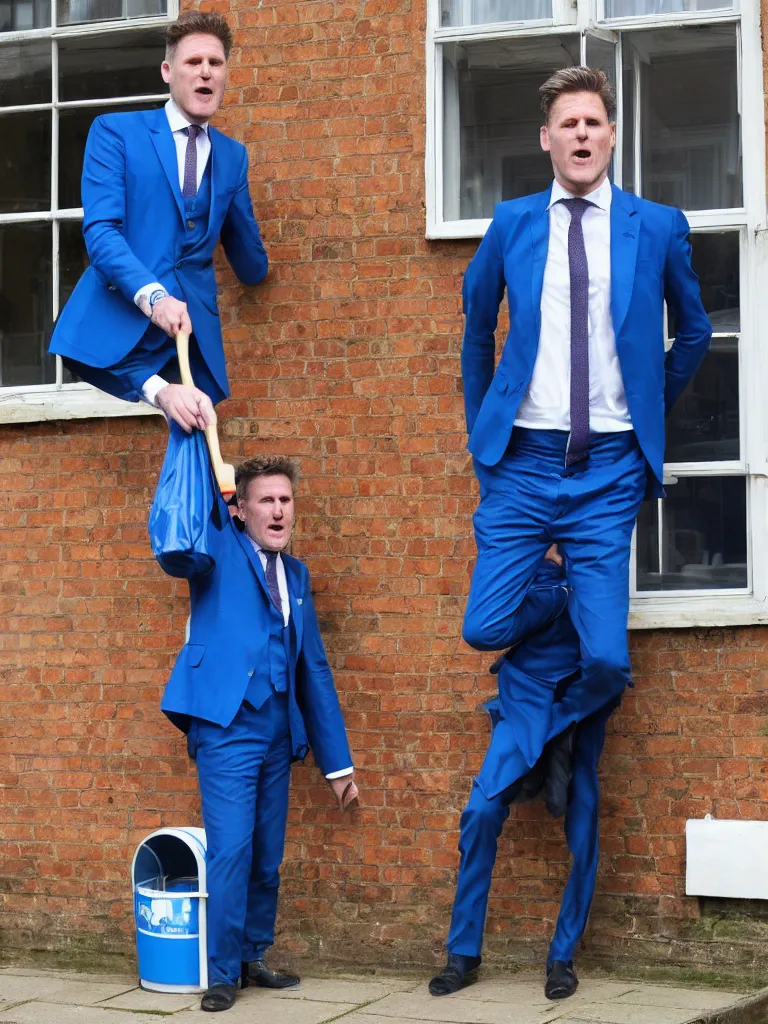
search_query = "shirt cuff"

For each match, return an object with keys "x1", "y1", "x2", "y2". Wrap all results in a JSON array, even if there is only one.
[
  {"x1": 325, "y1": 766, "x2": 354, "y2": 780},
  {"x1": 142, "y1": 374, "x2": 169, "y2": 407},
  {"x1": 134, "y1": 281, "x2": 165, "y2": 316}
]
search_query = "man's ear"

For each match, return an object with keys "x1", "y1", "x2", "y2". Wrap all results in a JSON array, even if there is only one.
[{"x1": 540, "y1": 123, "x2": 551, "y2": 153}]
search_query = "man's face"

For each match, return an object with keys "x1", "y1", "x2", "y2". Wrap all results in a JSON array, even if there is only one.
[
  {"x1": 237, "y1": 474, "x2": 295, "y2": 553},
  {"x1": 540, "y1": 90, "x2": 615, "y2": 196},
  {"x1": 161, "y1": 33, "x2": 227, "y2": 124}
]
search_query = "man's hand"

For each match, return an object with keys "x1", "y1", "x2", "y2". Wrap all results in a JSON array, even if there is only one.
[
  {"x1": 328, "y1": 774, "x2": 359, "y2": 812},
  {"x1": 150, "y1": 296, "x2": 193, "y2": 337},
  {"x1": 545, "y1": 543, "x2": 563, "y2": 566},
  {"x1": 156, "y1": 384, "x2": 216, "y2": 433}
]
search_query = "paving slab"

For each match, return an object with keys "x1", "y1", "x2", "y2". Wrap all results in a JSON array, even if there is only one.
[
  {"x1": 264, "y1": 976, "x2": 420, "y2": 1003},
  {"x1": 554, "y1": 1004, "x2": 716, "y2": 1024},
  {"x1": 612, "y1": 985, "x2": 746, "y2": 1011},
  {"x1": 352, "y1": 989, "x2": 566, "y2": 1024},
  {"x1": 0, "y1": 1003, "x2": 156, "y2": 1023},
  {"x1": 97, "y1": 986, "x2": 200, "y2": 1013},
  {"x1": 175, "y1": 991, "x2": 359, "y2": 1022},
  {"x1": 0, "y1": 975, "x2": 134, "y2": 1008},
  {"x1": 443, "y1": 976, "x2": 637, "y2": 1007}
]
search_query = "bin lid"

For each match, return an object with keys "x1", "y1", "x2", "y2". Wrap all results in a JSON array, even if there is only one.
[{"x1": 131, "y1": 828, "x2": 207, "y2": 891}]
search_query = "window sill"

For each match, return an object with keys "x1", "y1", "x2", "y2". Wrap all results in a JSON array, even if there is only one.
[
  {"x1": 0, "y1": 383, "x2": 162, "y2": 425},
  {"x1": 628, "y1": 594, "x2": 768, "y2": 630}
]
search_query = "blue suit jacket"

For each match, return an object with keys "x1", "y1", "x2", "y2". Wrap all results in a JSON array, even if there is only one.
[
  {"x1": 461, "y1": 184, "x2": 712, "y2": 498},
  {"x1": 49, "y1": 108, "x2": 268, "y2": 404},
  {"x1": 160, "y1": 497, "x2": 352, "y2": 777}
]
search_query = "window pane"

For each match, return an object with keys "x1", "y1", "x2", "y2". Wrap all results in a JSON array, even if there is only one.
[
  {"x1": 442, "y1": 35, "x2": 580, "y2": 220},
  {"x1": 0, "y1": 110, "x2": 51, "y2": 213},
  {"x1": 636, "y1": 477, "x2": 747, "y2": 591},
  {"x1": 606, "y1": 0, "x2": 729, "y2": 19},
  {"x1": 624, "y1": 25, "x2": 741, "y2": 211},
  {"x1": 440, "y1": 0, "x2": 552, "y2": 25},
  {"x1": 59, "y1": 28, "x2": 166, "y2": 101},
  {"x1": 666, "y1": 337, "x2": 739, "y2": 463},
  {"x1": 0, "y1": 40, "x2": 51, "y2": 106},
  {"x1": 0, "y1": 223, "x2": 56, "y2": 387},
  {"x1": 0, "y1": 0, "x2": 50, "y2": 32},
  {"x1": 59, "y1": 220, "x2": 88, "y2": 314},
  {"x1": 668, "y1": 232, "x2": 740, "y2": 337},
  {"x1": 57, "y1": 0, "x2": 164, "y2": 26},
  {"x1": 59, "y1": 101, "x2": 163, "y2": 209}
]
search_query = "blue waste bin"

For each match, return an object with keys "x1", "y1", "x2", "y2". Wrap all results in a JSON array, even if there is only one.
[{"x1": 131, "y1": 827, "x2": 208, "y2": 993}]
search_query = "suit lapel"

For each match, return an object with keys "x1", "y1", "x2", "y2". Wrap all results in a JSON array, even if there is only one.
[
  {"x1": 610, "y1": 185, "x2": 641, "y2": 337},
  {"x1": 231, "y1": 522, "x2": 272, "y2": 606},
  {"x1": 529, "y1": 186, "x2": 553, "y2": 330},
  {"x1": 284, "y1": 557, "x2": 304, "y2": 655},
  {"x1": 147, "y1": 107, "x2": 185, "y2": 225},
  {"x1": 206, "y1": 127, "x2": 221, "y2": 240}
]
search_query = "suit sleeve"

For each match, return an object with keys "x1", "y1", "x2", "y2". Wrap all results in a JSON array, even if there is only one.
[
  {"x1": 460, "y1": 215, "x2": 507, "y2": 434},
  {"x1": 220, "y1": 149, "x2": 269, "y2": 287},
  {"x1": 663, "y1": 209, "x2": 712, "y2": 414},
  {"x1": 294, "y1": 571, "x2": 353, "y2": 777},
  {"x1": 81, "y1": 116, "x2": 157, "y2": 304}
]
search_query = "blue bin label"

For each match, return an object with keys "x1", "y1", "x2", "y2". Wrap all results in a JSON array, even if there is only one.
[{"x1": 136, "y1": 886, "x2": 199, "y2": 937}]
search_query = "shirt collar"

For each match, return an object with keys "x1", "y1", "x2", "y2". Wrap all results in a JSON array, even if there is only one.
[
  {"x1": 246, "y1": 534, "x2": 281, "y2": 562},
  {"x1": 164, "y1": 97, "x2": 209, "y2": 136},
  {"x1": 548, "y1": 176, "x2": 612, "y2": 212}
]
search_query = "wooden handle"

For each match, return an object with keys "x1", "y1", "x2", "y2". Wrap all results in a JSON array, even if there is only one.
[
  {"x1": 175, "y1": 330, "x2": 195, "y2": 388},
  {"x1": 175, "y1": 332, "x2": 236, "y2": 496}
]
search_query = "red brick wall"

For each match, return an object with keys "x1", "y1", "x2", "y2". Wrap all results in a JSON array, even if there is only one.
[{"x1": 2, "y1": 0, "x2": 768, "y2": 980}]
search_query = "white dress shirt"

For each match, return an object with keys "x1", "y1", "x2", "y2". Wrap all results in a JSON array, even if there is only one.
[
  {"x1": 136, "y1": 99, "x2": 213, "y2": 407},
  {"x1": 247, "y1": 535, "x2": 353, "y2": 780},
  {"x1": 514, "y1": 177, "x2": 633, "y2": 433}
]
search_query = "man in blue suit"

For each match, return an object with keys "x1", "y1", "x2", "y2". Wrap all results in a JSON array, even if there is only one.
[
  {"x1": 449, "y1": 64, "x2": 710, "y2": 995},
  {"x1": 430, "y1": 556, "x2": 617, "y2": 1000},
  {"x1": 160, "y1": 454, "x2": 358, "y2": 1012},
  {"x1": 49, "y1": 12, "x2": 268, "y2": 433}
]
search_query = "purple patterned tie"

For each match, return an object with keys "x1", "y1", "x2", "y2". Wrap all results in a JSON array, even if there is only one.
[
  {"x1": 560, "y1": 198, "x2": 593, "y2": 469},
  {"x1": 181, "y1": 124, "x2": 203, "y2": 198},
  {"x1": 264, "y1": 551, "x2": 282, "y2": 615}
]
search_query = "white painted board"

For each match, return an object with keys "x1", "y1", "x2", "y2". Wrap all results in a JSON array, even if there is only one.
[{"x1": 686, "y1": 818, "x2": 768, "y2": 900}]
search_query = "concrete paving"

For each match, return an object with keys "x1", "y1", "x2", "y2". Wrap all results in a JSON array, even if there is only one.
[{"x1": 0, "y1": 966, "x2": 765, "y2": 1024}]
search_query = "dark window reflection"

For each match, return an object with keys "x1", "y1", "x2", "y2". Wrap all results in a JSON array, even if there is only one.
[
  {"x1": 0, "y1": 39, "x2": 51, "y2": 105},
  {"x1": 0, "y1": 0, "x2": 50, "y2": 31},
  {"x1": 59, "y1": 28, "x2": 165, "y2": 101},
  {"x1": 626, "y1": 25, "x2": 741, "y2": 211},
  {"x1": 636, "y1": 477, "x2": 747, "y2": 591},
  {"x1": 668, "y1": 232, "x2": 740, "y2": 336},
  {"x1": 58, "y1": 221, "x2": 87, "y2": 384},
  {"x1": 0, "y1": 110, "x2": 51, "y2": 213},
  {"x1": 59, "y1": 100, "x2": 163, "y2": 209},
  {"x1": 666, "y1": 337, "x2": 738, "y2": 462},
  {"x1": 57, "y1": 0, "x2": 163, "y2": 26},
  {"x1": 444, "y1": 35, "x2": 580, "y2": 220},
  {"x1": 0, "y1": 223, "x2": 56, "y2": 387}
]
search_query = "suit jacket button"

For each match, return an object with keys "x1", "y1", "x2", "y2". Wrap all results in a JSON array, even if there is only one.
[
  {"x1": 247, "y1": 669, "x2": 254, "y2": 676},
  {"x1": 186, "y1": 219, "x2": 196, "y2": 230}
]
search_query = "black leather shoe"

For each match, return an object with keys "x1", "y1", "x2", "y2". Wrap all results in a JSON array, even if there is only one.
[
  {"x1": 201, "y1": 984, "x2": 237, "y2": 1011},
  {"x1": 545, "y1": 960, "x2": 578, "y2": 1000},
  {"x1": 243, "y1": 959, "x2": 300, "y2": 989},
  {"x1": 429, "y1": 953, "x2": 481, "y2": 996}
]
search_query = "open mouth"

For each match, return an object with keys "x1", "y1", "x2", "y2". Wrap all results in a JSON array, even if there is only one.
[
  {"x1": 195, "y1": 87, "x2": 213, "y2": 96},
  {"x1": 573, "y1": 149, "x2": 592, "y2": 160},
  {"x1": 268, "y1": 524, "x2": 284, "y2": 534}
]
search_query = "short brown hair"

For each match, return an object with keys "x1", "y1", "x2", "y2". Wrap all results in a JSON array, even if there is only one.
[
  {"x1": 236, "y1": 456, "x2": 299, "y2": 503},
  {"x1": 165, "y1": 12, "x2": 233, "y2": 61},
  {"x1": 539, "y1": 66, "x2": 616, "y2": 123}
]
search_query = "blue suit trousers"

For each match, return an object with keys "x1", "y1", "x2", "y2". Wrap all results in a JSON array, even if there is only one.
[
  {"x1": 189, "y1": 694, "x2": 292, "y2": 987},
  {"x1": 464, "y1": 428, "x2": 646, "y2": 732},
  {"x1": 447, "y1": 700, "x2": 613, "y2": 967}
]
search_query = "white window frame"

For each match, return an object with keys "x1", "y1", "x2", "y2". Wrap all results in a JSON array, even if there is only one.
[
  {"x1": 0, "y1": 5, "x2": 177, "y2": 425},
  {"x1": 425, "y1": 0, "x2": 768, "y2": 627}
]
